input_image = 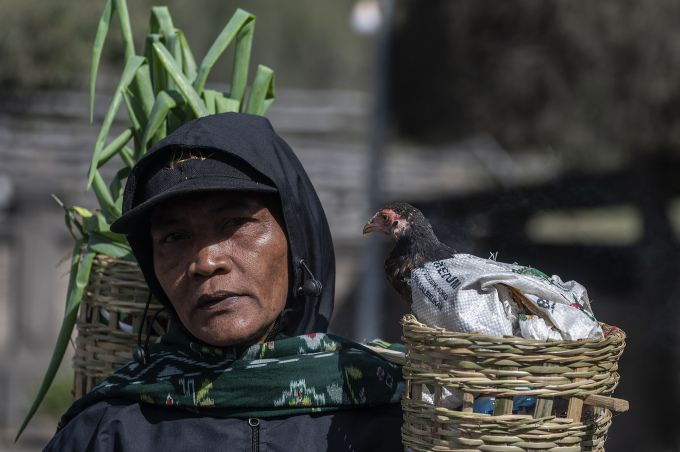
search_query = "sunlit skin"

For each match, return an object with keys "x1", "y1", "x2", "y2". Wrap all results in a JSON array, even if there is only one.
[{"x1": 150, "y1": 192, "x2": 289, "y2": 347}]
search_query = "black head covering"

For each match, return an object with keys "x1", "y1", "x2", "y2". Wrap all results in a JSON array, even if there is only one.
[{"x1": 110, "y1": 113, "x2": 335, "y2": 338}]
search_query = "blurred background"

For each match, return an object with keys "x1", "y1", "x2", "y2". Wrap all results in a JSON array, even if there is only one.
[{"x1": 1, "y1": 0, "x2": 678, "y2": 450}]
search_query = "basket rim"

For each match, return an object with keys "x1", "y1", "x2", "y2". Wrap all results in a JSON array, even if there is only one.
[{"x1": 401, "y1": 314, "x2": 626, "y2": 346}]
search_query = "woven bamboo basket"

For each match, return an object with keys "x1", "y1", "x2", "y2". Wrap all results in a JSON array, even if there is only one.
[
  {"x1": 400, "y1": 314, "x2": 627, "y2": 452},
  {"x1": 73, "y1": 254, "x2": 172, "y2": 398}
]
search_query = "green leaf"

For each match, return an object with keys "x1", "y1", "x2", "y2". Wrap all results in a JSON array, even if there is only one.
[
  {"x1": 97, "y1": 127, "x2": 134, "y2": 169},
  {"x1": 148, "y1": 6, "x2": 174, "y2": 37},
  {"x1": 81, "y1": 212, "x2": 128, "y2": 244},
  {"x1": 149, "y1": 6, "x2": 180, "y2": 94},
  {"x1": 165, "y1": 33, "x2": 181, "y2": 92},
  {"x1": 129, "y1": 64, "x2": 155, "y2": 122},
  {"x1": 145, "y1": 34, "x2": 166, "y2": 96},
  {"x1": 88, "y1": 233, "x2": 135, "y2": 260},
  {"x1": 16, "y1": 240, "x2": 94, "y2": 442},
  {"x1": 87, "y1": 55, "x2": 146, "y2": 190},
  {"x1": 229, "y1": 13, "x2": 255, "y2": 106},
  {"x1": 81, "y1": 211, "x2": 106, "y2": 232},
  {"x1": 153, "y1": 42, "x2": 208, "y2": 118},
  {"x1": 176, "y1": 30, "x2": 197, "y2": 82},
  {"x1": 193, "y1": 9, "x2": 254, "y2": 96},
  {"x1": 109, "y1": 167, "x2": 131, "y2": 210},
  {"x1": 245, "y1": 65, "x2": 275, "y2": 116},
  {"x1": 72, "y1": 206, "x2": 94, "y2": 219},
  {"x1": 166, "y1": 104, "x2": 186, "y2": 134},
  {"x1": 89, "y1": 0, "x2": 114, "y2": 123},
  {"x1": 52, "y1": 195, "x2": 84, "y2": 239},
  {"x1": 214, "y1": 91, "x2": 241, "y2": 113},
  {"x1": 139, "y1": 90, "x2": 186, "y2": 158},
  {"x1": 122, "y1": 92, "x2": 144, "y2": 149},
  {"x1": 119, "y1": 146, "x2": 135, "y2": 168},
  {"x1": 91, "y1": 171, "x2": 121, "y2": 223},
  {"x1": 114, "y1": 0, "x2": 135, "y2": 61},
  {"x1": 202, "y1": 89, "x2": 217, "y2": 115}
]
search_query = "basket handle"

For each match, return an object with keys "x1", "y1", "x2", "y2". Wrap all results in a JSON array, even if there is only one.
[{"x1": 573, "y1": 394, "x2": 629, "y2": 412}]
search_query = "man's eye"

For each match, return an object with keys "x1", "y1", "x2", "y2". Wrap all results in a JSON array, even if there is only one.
[
  {"x1": 162, "y1": 232, "x2": 187, "y2": 243},
  {"x1": 225, "y1": 217, "x2": 248, "y2": 228}
]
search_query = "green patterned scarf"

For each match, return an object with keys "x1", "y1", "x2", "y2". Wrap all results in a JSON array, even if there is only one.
[{"x1": 59, "y1": 330, "x2": 405, "y2": 428}]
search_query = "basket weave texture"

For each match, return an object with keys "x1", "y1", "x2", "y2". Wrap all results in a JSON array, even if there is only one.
[
  {"x1": 401, "y1": 314, "x2": 625, "y2": 452},
  {"x1": 73, "y1": 254, "x2": 172, "y2": 398}
]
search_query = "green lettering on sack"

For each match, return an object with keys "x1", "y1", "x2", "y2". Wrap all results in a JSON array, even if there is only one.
[{"x1": 511, "y1": 267, "x2": 569, "y2": 291}]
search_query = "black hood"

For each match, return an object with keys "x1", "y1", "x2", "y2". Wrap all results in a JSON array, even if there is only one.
[{"x1": 115, "y1": 113, "x2": 335, "y2": 338}]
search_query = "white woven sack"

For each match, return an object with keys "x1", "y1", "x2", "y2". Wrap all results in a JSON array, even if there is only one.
[{"x1": 409, "y1": 254, "x2": 603, "y2": 341}]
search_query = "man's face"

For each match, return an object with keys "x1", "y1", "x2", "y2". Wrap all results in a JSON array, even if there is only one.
[{"x1": 150, "y1": 192, "x2": 289, "y2": 347}]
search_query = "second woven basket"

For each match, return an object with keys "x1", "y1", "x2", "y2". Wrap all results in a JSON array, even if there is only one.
[
  {"x1": 73, "y1": 254, "x2": 172, "y2": 398},
  {"x1": 401, "y1": 314, "x2": 626, "y2": 452}
]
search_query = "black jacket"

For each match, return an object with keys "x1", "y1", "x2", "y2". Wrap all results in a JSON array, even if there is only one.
[
  {"x1": 44, "y1": 114, "x2": 403, "y2": 451},
  {"x1": 45, "y1": 399, "x2": 403, "y2": 451}
]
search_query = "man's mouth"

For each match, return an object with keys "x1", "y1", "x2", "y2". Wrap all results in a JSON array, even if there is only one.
[{"x1": 197, "y1": 292, "x2": 241, "y2": 310}]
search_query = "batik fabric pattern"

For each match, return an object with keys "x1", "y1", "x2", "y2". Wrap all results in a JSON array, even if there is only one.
[{"x1": 58, "y1": 329, "x2": 405, "y2": 428}]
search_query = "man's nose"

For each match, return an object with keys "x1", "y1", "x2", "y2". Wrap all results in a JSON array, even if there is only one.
[{"x1": 189, "y1": 242, "x2": 232, "y2": 277}]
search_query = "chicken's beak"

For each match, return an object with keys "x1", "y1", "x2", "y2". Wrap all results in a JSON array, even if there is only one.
[{"x1": 363, "y1": 219, "x2": 381, "y2": 234}]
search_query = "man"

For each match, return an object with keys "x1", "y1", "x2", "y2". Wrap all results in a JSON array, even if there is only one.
[{"x1": 44, "y1": 113, "x2": 404, "y2": 451}]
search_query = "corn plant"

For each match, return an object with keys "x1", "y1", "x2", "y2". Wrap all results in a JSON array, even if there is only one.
[{"x1": 17, "y1": 1, "x2": 274, "y2": 440}]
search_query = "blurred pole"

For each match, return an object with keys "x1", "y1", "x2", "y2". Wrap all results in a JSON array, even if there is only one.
[{"x1": 352, "y1": 0, "x2": 394, "y2": 342}]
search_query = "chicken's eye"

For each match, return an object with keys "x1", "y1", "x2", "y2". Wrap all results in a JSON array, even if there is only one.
[{"x1": 381, "y1": 214, "x2": 389, "y2": 223}]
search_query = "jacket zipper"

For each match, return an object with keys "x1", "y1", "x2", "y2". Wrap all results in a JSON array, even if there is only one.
[{"x1": 249, "y1": 418, "x2": 260, "y2": 452}]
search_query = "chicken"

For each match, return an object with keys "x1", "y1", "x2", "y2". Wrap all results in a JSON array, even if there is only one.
[
  {"x1": 363, "y1": 203, "x2": 604, "y2": 341},
  {"x1": 363, "y1": 203, "x2": 456, "y2": 305}
]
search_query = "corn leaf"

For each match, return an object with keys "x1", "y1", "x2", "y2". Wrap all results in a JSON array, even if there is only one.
[
  {"x1": 89, "y1": 0, "x2": 115, "y2": 123},
  {"x1": 245, "y1": 65, "x2": 275, "y2": 116},
  {"x1": 153, "y1": 43, "x2": 208, "y2": 118},
  {"x1": 16, "y1": 240, "x2": 94, "y2": 442},
  {"x1": 193, "y1": 9, "x2": 253, "y2": 96},
  {"x1": 87, "y1": 55, "x2": 146, "y2": 190},
  {"x1": 139, "y1": 90, "x2": 186, "y2": 157}
]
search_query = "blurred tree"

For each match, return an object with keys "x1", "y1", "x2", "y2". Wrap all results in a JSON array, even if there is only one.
[
  {"x1": 390, "y1": 0, "x2": 680, "y2": 169},
  {"x1": 0, "y1": 0, "x2": 106, "y2": 92},
  {"x1": 0, "y1": 0, "x2": 371, "y2": 96}
]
